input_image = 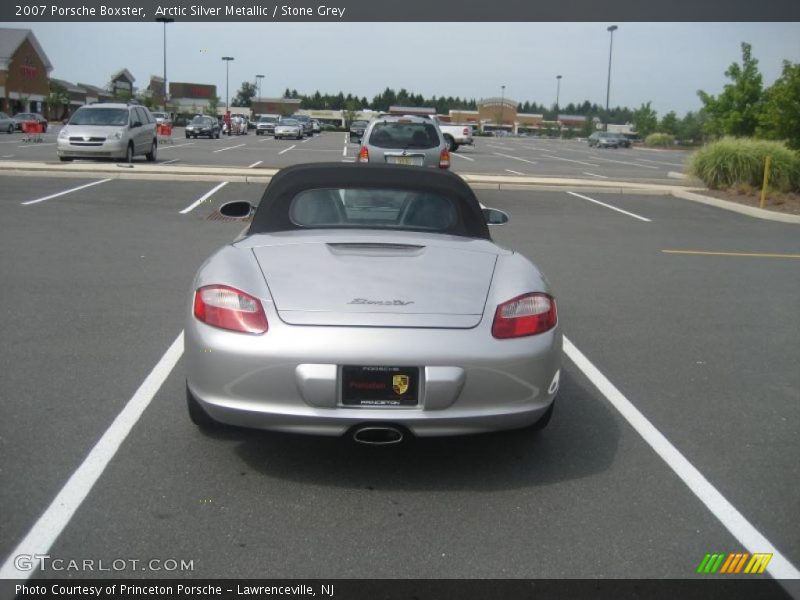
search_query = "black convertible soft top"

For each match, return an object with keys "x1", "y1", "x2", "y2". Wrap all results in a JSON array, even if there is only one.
[{"x1": 248, "y1": 163, "x2": 491, "y2": 240}]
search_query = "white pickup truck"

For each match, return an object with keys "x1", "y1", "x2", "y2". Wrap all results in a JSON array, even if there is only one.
[{"x1": 430, "y1": 116, "x2": 474, "y2": 152}]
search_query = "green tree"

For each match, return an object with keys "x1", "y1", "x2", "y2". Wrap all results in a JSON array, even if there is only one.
[
  {"x1": 659, "y1": 111, "x2": 679, "y2": 135},
  {"x1": 632, "y1": 101, "x2": 658, "y2": 137},
  {"x1": 233, "y1": 82, "x2": 256, "y2": 107},
  {"x1": 698, "y1": 42, "x2": 763, "y2": 137},
  {"x1": 46, "y1": 81, "x2": 69, "y2": 120},
  {"x1": 677, "y1": 110, "x2": 706, "y2": 143},
  {"x1": 757, "y1": 60, "x2": 800, "y2": 149}
]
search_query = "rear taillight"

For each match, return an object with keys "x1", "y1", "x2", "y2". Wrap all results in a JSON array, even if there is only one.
[
  {"x1": 492, "y1": 293, "x2": 557, "y2": 339},
  {"x1": 357, "y1": 146, "x2": 369, "y2": 162},
  {"x1": 439, "y1": 148, "x2": 450, "y2": 169},
  {"x1": 193, "y1": 285, "x2": 268, "y2": 334},
  {"x1": 462, "y1": 127, "x2": 469, "y2": 135}
]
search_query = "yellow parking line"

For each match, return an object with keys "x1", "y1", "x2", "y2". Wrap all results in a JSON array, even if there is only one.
[{"x1": 663, "y1": 250, "x2": 800, "y2": 259}]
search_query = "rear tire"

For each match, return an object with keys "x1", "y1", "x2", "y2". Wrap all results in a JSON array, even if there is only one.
[
  {"x1": 145, "y1": 139, "x2": 157, "y2": 162},
  {"x1": 187, "y1": 384, "x2": 220, "y2": 430},
  {"x1": 445, "y1": 136, "x2": 457, "y2": 152},
  {"x1": 124, "y1": 142, "x2": 134, "y2": 163},
  {"x1": 8, "y1": 124, "x2": 14, "y2": 134}
]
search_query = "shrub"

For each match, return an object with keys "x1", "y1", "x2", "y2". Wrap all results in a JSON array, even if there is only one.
[
  {"x1": 645, "y1": 133, "x2": 675, "y2": 147},
  {"x1": 688, "y1": 137, "x2": 800, "y2": 192}
]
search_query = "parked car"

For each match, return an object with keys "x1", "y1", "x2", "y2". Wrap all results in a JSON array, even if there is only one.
[
  {"x1": 57, "y1": 103, "x2": 157, "y2": 163},
  {"x1": 255, "y1": 115, "x2": 279, "y2": 136},
  {"x1": 356, "y1": 115, "x2": 450, "y2": 169},
  {"x1": 291, "y1": 114, "x2": 313, "y2": 136},
  {"x1": 349, "y1": 120, "x2": 368, "y2": 142},
  {"x1": 607, "y1": 133, "x2": 631, "y2": 148},
  {"x1": 150, "y1": 111, "x2": 172, "y2": 126},
  {"x1": 274, "y1": 118, "x2": 303, "y2": 140},
  {"x1": 311, "y1": 119, "x2": 321, "y2": 134},
  {"x1": 12, "y1": 112, "x2": 48, "y2": 132},
  {"x1": 185, "y1": 115, "x2": 221, "y2": 139},
  {"x1": 588, "y1": 132, "x2": 622, "y2": 148},
  {"x1": 185, "y1": 163, "x2": 561, "y2": 442},
  {"x1": 0, "y1": 112, "x2": 15, "y2": 134}
]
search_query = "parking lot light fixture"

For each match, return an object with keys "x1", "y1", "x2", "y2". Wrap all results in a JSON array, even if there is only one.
[
  {"x1": 556, "y1": 75, "x2": 562, "y2": 113},
  {"x1": 255, "y1": 74, "x2": 265, "y2": 109},
  {"x1": 500, "y1": 85, "x2": 505, "y2": 133},
  {"x1": 155, "y1": 17, "x2": 174, "y2": 111},
  {"x1": 222, "y1": 56, "x2": 235, "y2": 111},
  {"x1": 606, "y1": 25, "x2": 618, "y2": 116}
]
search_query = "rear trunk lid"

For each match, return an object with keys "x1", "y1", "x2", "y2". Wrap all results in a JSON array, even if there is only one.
[{"x1": 249, "y1": 235, "x2": 498, "y2": 328}]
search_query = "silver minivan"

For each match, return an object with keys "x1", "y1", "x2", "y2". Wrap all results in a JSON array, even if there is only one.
[
  {"x1": 356, "y1": 115, "x2": 450, "y2": 169},
  {"x1": 57, "y1": 103, "x2": 158, "y2": 162}
]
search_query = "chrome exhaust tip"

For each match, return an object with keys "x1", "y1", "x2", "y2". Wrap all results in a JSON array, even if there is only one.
[{"x1": 352, "y1": 426, "x2": 404, "y2": 445}]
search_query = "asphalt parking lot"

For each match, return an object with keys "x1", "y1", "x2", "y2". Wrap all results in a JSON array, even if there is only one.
[
  {"x1": 0, "y1": 125, "x2": 691, "y2": 183},
  {"x1": 0, "y1": 154, "x2": 797, "y2": 590}
]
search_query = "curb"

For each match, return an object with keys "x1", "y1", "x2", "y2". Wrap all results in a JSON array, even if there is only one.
[
  {"x1": 2, "y1": 160, "x2": 797, "y2": 224},
  {"x1": 671, "y1": 189, "x2": 800, "y2": 224}
]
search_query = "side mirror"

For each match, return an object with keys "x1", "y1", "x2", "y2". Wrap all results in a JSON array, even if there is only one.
[
  {"x1": 219, "y1": 201, "x2": 254, "y2": 219},
  {"x1": 483, "y1": 207, "x2": 509, "y2": 225},
  {"x1": 131, "y1": 120, "x2": 142, "y2": 128}
]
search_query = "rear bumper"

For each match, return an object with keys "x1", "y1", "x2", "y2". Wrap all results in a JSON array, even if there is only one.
[{"x1": 186, "y1": 318, "x2": 562, "y2": 437}]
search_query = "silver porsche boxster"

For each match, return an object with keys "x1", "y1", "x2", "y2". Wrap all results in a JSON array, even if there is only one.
[{"x1": 186, "y1": 163, "x2": 562, "y2": 444}]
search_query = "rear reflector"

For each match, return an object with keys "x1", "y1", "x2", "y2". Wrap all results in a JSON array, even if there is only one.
[
  {"x1": 463, "y1": 128, "x2": 470, "y2": 135},
  {"x1": 194, "y1": 285, "x2": 268, "y2": 334},
  {"x1": 439, "y1": 148, "x2": 450, "y2": 169},
  {"x1": 492, "y1": 293, "x2": 557, "y2": 339},
  {"x1": 357, "y1": 146, "x2": 369, "y2": 162}
]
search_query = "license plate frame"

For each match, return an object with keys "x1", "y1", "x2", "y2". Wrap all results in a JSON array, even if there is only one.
[{"x1": 341, "y1": 365, "x2": 419, "y2": 407}]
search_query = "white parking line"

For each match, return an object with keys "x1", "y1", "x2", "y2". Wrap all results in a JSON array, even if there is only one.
[
  {"x1": 563, "y1": 336, "x2": 800, "y2": 580},
  {"x1": 17, "y1": 143, "x2": 56, "y2": 148},
  {"x1": 0, "y1": 333, "x2": 185, "y2": 580},
  {"x1": 505, "y1": 169, "x2": 525, "y2": 175},
  {"x1": 179, "y1": 181, "x2": 228, "y2": 214},
  {"x1": 342, "y1": 144, "x2": 347, "y2": 157},
  {"x1": 542, "y1": 154, "x2": 599, "y2": 167},
  {"x1": 248, "y1": 161, "x2": 262, "y2": 168},
  {"x1": 341, "y1": 158, "x2": 355, "y2": 162},
  {"x1": 493, "y1": 152, "x2": 537, "y2": 165},
  {"x1": 213, "y1": 143, "x2": 246, "y2": 153},
  {"x1": 583, "y1": 171, "x2": 608, "y2": 179},
  {"x1": 450, "y1": 152, "x2": 474, "y2": 161},
  {"x1": 567, "y1": 191, "x2": 651, "y2": 222},
  {"x1": 21, "y1": 178, "x2": 112, "y2": 206},
  {"x1": 159, "y1": 142, "x2": 195, "y2": 150},
  {"x1": 486, "y1": 143, "x2": 511, "y2": 150},
  {"x1": 634, "y1": 157, "x2": 686, "y2": 167},
  {"x1": 279, "y1": 144, "x2": 296, "y2": 155},
  {"x1": 591, "y1": 156, "x2": 660, "y2": 169},
  {"x1": 2, "y1": 154, "x2": 14, "y2": 158}
]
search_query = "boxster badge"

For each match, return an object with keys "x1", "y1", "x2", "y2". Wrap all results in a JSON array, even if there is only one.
[{"x1": 393, "y1": 374, "x2": 409, "y2": 395}]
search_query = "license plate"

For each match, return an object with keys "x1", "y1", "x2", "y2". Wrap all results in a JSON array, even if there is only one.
[
  {"x1": 341, "y1": 366, "x2": 419, "y2": 407},
  {"x1": 386, "y1": 155, "x2": 423, "y2": 166}
]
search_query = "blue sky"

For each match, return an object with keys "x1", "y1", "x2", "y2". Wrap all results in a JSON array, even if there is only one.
[{"x1": 7, "y1": 22, "x2": 800, "y2": 116}]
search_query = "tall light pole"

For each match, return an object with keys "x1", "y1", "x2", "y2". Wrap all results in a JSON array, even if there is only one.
[
  {"x1": 555, "y1": 75, "x2": 562, "y2": 114},
  {"x1": 155, "y1": 17, "x2": 174, "y2": 111},
  {"x1": 499, "y1": 84, "x2": 505, "y2": 132},
  {"x1": 255, "y1": 74, "x2": 264, "y2": 110},
  {"x1": 222, "y1": 56, "x2": 234, "y2": 111},
  {"x1": 605, "y1": 25, "x2": 618, "y2": 117}
]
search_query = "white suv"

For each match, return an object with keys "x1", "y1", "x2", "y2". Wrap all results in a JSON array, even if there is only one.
[{"x1": 57, "y1": 103, "x2": 158, "y2": 163}]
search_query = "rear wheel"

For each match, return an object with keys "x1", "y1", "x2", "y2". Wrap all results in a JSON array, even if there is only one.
[
  {"x1": 445, "y1": 135, "x2": 457, "y2": 152},
  {"x1": 187, "y1": 384, "x2": 220, "y2": 430},
  {"x1": 6, "y1": 124, "x2": 13, "y2": 134},
  {"x1": 145, "y1": 139, "x2": 157, "y2": 162}
]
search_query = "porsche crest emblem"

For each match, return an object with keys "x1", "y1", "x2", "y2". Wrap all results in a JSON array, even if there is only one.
[{"x1": 392, "y1": 374, "x2": 409, "y2": 395}]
